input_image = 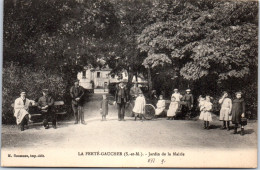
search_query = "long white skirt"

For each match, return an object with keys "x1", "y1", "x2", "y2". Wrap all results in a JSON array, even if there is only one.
[
  {"x1": 14, "y1": 109, "x2": 29, "y2": 125},
  {"x1": 167, "y1": 102, "x2": 178, "y2": 117},
  {"x1": 199, "y1": 111, "x2": 212, "y2": 122},
  {"x1": 155, "y1": 108, "x2": 165, "y2": 115}
]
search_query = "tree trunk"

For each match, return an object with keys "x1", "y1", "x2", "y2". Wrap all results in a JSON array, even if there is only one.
[
  {"x1": 135, "y1": 72, "x2": 138, "y2": 82},
  {"x1": 147, "y1": 66, "x2": 152, "y2": 94},
  {"x1": 127, "y1": 66, "x2": 134, "y2": 95}
]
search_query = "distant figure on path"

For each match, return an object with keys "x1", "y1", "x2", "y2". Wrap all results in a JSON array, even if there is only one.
[
  {"x1": 115, "y1": 81, "x2": 128, "y2": 121},
  {"x1": 70, "y1": 80, "x2": 86, "y2": 125},
  {"x1": 38, "y1": 89, "x2": 55, "y2": 129},
  {"x1": 231, "y1": 92, "x2": 245, "y2": 135},
  {"x1": 104, "y1": 82, "x2": 108, "y2": 92},
  {"x1": 14, "y1": 91, "x2": 33, "y2": 131},
  {"x1": 219, "y1": 91, "x2": 232, "y2": 131},
  {"x1": 100, "y1": 94, "x2": 115, "y2": 121}
]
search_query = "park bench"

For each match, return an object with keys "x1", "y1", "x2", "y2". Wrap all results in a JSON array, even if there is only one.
[{"x1": 11, "y1": 101, "x2": 66, "y2": 125}]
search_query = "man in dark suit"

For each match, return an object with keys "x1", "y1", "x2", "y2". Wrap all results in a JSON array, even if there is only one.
[
  {"x1": 70, "y1": 80, "x2": 86, "y2": 125},
  {"x1": 182, "y1": 89, "x2": 194, "y2": 118},
  {"x1": 38, "y1": 89, "x2": 55, "y2": 129},
  {"x1": 115, "y1": 80, "x2": 128, "y2": 121}
]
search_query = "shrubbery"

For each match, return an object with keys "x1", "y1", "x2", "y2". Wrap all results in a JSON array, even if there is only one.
[{"x1": 2, "y1": 63, "x2": 67, "y2": 124}]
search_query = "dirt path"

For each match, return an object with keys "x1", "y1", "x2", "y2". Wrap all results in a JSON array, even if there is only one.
[{"x1": 1, "y1": 93, "x2": 257, "y2": 150}]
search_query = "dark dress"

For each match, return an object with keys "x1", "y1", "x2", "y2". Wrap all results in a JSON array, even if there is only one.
[{"x1": 231, "y1": 98, "x2": 245, "y2": 124}]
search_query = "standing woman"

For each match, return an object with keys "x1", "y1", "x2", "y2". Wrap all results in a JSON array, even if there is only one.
[
  {"x1": 219, "y1": 91, "x2": 232, "y2": 130},
  {"x1": 231, "y1": 92, "x2": 246, "y2": 135}
]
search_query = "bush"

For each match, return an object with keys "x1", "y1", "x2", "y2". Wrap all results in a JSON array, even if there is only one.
[{"x1": 2, "y1": 63, "x2": 67, "y2": 124}]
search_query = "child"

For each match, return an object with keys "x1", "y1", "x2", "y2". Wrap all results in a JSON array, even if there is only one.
[
  {"x1": 100, "y1": 94, "x2": 115, "y2": 121},
  {"x1": 132, "y1": 92, "x2": 146, "y2": 121},
  {"x1": 231, "y1": 92, "x2": 246, "y2": 135},
  {"x1": 167, "y1": 96, "x2": 178, "y2": 120},
  {"x1": 198, "y1": 95, "x2": 205, "y2": 108},
  {"x1": 155, "y1": 95, "x2": 166, "y2": 117},
  {"x1": 219, "y1": 91, "x2": 232, "y2": 130},
  {"x1": 199, "y1": 95, "x2": 213, "y2": 130}
]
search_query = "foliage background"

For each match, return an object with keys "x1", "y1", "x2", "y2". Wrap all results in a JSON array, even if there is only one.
[{"x1": 3, "y1": 0, "x2": 258, "y2": 124}]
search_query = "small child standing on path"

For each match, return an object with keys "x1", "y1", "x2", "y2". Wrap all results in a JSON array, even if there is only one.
[
  {"x1": 100, "y1": 94, "x2": 115, "y2": 121},
  {"x1": 199, "y1": 95, "x2": 213, "y2": 129},
  {"x1": 219, "y1": 91, "x2": 232, "y2": 130},
  {"x1": 132, "y1": 92, "x2": 146, "y2": 121},
  {"x1": 167, "y1": 96, "x2": 178, "y2": 120}
]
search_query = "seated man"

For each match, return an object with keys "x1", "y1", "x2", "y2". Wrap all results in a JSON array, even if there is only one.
[
  {"x1": 155, "y1": 95, "x2": 166, "y2": 117},
  {"x1": 38, "y1": 89, "x2": 56, "y2": 129},
  {"x1": 14, "y1": 91, "x2": 33, "y2": 131}
]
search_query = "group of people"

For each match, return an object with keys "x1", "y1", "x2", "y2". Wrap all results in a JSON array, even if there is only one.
[
  {"x1": 14, "y1": 79, "x2": 247, "y2": 136},
  {"x1": 198, "y1": 91, "x2": 246, "y2": 135},
  {"x1": 14, "y1": 80, "x2": 86, "y2": 131},
  {"x1": 154, "y1": 88, "x2": 194, "y2": 120},
  {"x1": 125, "y1": 83, "x2": 247, "y2": 136},
  {"x1": 14, "y1": 89, "x2": 57, "y2": 131},
  {"x1": 130, "y1": 87, "x2": 194, "y2": 121}
]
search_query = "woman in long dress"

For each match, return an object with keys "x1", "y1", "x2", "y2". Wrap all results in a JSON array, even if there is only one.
[
  {"x1": 171, "y1": 89, "x2": 182, "y2": 102},
  {"x1": 155, "y1": 95, "x2": 166, "y2": 116},
  {"x1": 219, "y1": 91, "x2": 232, "y2": 130},
  {"x1": 167, "y1": 96, "x2": 178, "y2": 120},
  {"x1": 199, "y1": 96, "x2": 213, "y2": 129},
  {"x1": 132, "y1": 92, "x2": 146, "y2": 121}
]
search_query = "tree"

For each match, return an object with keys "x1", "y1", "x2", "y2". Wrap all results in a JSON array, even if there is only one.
[
  {"x1": 104, "y1": 0, "x2": 153, "y2": 90},
  {"x1": 138, "y1": 0, "x2": 258, "y2": 96}
]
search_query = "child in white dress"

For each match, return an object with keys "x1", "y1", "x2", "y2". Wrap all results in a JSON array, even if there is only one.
[
  {"x1": 133, "y1": 92, "x2": 146, "y2": 121},
  {"x1": 199, "y1": 96, "x2": 213, "y2": 129},
  {"x1": 155, "y1": 95, "x2": 166, "y2": 117},
  {"x1": 219, "y1": 91, "x2": 232, "y2": 130},
  {"x1": 167, "y1": 96, "x2": 178, "y2": 120}
]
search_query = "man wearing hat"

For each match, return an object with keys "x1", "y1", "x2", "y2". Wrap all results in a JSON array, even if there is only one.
[
  {"x1": 14, "y1": 91, "x2": 33, "y2": 131},
  {"x1": 70, "y1": 79, "x2": 86, "y2": 125},
  {"x1": 182, "y1": 89, "x2": 194, "y2": 118},
  {"x1": 115, "y1": 80, "x2": 128, "y2": 121},
  {"x1": 38, "y1": 89, "x2": 55, "y2": 129}
]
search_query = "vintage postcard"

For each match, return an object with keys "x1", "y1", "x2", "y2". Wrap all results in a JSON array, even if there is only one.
[{"x1": 1, "y1": 0, "x2": 258, "y2": 168}]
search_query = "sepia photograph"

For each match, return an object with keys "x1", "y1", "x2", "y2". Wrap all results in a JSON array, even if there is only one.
[{"x1": 1, "y1": 0, "x2": 258, "y2": 168}]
